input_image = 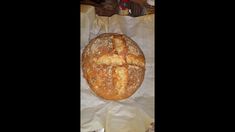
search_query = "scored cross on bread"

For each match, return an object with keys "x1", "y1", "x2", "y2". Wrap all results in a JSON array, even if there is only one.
[{"x1": 82, "y1": 33, "x2": 145, "y2": 100}]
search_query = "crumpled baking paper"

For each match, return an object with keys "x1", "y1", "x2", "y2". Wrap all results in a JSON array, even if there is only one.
[{"x1": 80, "y1": 5, "x2": 155, "y2": 132}]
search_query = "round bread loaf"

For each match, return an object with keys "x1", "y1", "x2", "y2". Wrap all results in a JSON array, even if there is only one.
[{"x1": 82, "y1": 33, "x2": 145, "y2": 100}]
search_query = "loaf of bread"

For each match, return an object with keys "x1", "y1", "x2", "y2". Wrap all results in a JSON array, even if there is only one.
[{"x1": 82, "y1": 33, "x2": 145, "y2": 100}]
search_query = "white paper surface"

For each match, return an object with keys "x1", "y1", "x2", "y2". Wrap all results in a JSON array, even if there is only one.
[{"x1": 80, "y1": 5, "x2": 155, "y2": 132}]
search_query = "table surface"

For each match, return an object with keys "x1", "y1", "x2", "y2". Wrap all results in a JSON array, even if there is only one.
[{"x1": 80, "y1": 0, "x2": 155, "y2": 17}]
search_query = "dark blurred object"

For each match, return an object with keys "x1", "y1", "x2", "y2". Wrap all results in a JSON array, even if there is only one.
[
  {"x1": 80, "y1": 0, "x2": 118, "y2": 17},
  {"x1": 130, "y1": 0, "x2": 145, "y2": 5},
  {"x1": 91, "y1": 0, "x2": 105, "y2": 4},
  {"x1": 80, "y1": 0, "x2": 154, "y2": 16},
  {"x1": 129, "y1": 1, "x2": 144, "y2": 17}
]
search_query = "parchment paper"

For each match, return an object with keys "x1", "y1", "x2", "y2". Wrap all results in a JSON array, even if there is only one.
[{"x1": 80, "y1": 5, "x2": 155, "y2": 132}]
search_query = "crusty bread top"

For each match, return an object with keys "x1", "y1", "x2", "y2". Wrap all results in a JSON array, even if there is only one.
[{"x1": 82, "y1": 33, "x2": 145, "y2": 100}]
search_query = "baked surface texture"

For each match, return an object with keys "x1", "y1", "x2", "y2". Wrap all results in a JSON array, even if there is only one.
[{"x1": 82, "y1": 33, "x2": 145, "y2": 100}]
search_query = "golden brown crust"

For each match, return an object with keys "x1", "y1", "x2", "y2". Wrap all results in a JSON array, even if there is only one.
[{"x1": 82, "y1": 33, "x2": 145, "y2": 100}]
